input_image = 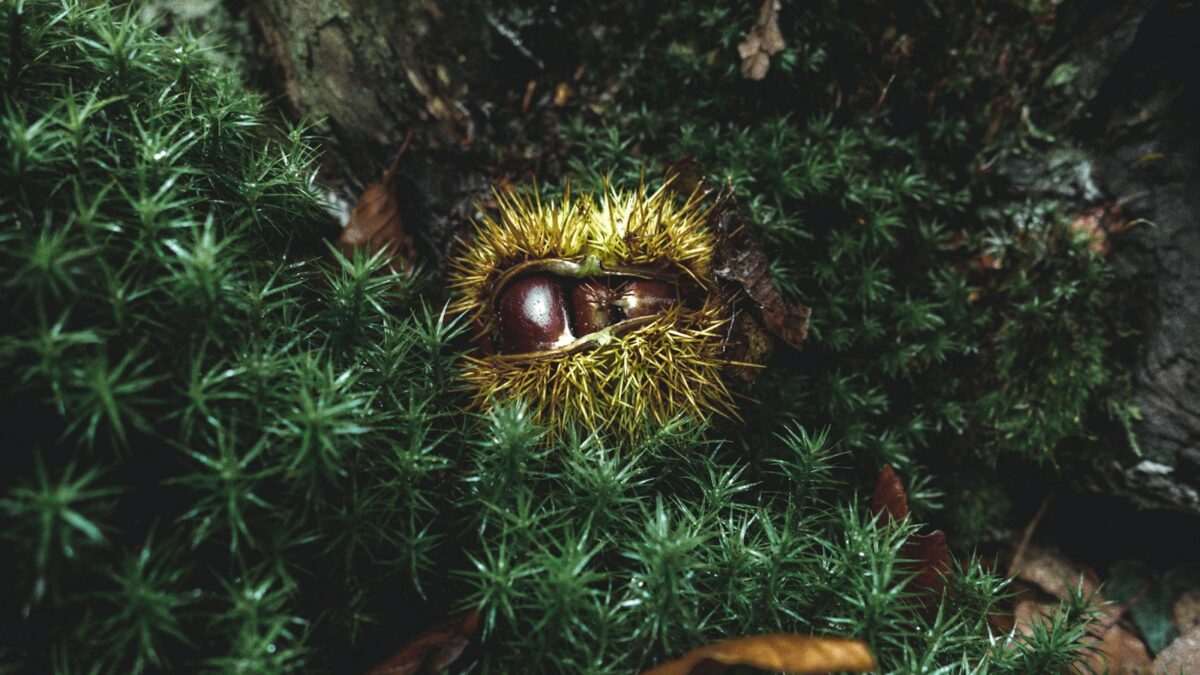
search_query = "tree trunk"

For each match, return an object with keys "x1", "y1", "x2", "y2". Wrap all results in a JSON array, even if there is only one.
[
  {"x1": 997, "y1": 1, "x2": 1200, "y2": 513},
  {"x1": 1084, "y1": 3, "x2": 1200, "y2": 512},
  {"x1": 251, "y1": 0, "x2": 503, "y2": 270}
]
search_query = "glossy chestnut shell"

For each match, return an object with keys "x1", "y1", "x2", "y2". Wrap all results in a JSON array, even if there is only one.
[{"x1": 495, "y1": 270, "x2": 683, "y2": 356}]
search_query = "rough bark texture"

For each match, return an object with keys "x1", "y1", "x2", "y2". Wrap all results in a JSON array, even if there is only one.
[
  {"x1": 1087, "y1": 2, "x2": 1200, "y2": 512},
  {"x1": 251, "y1": 0, "x2": 500, "y2": 272},
  {"x1": 999, "y1": 1, "x2": 1200, "y2": 512}
]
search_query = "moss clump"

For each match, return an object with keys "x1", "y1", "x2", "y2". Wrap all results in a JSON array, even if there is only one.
[
  {"x1": 536, "y1": 1, "x2": 1130, "y2": 471},
  {"x1": 0, "y1": 1, "x2": 1106, "y2": 672}
]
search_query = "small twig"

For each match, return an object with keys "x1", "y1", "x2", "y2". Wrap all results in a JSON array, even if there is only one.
[
  {"x1": 872, "y1": 74, "x2": 897, "y2": 120},
  {"x1": 384, "y1": 129, "x2": 416, "y2": 178},
  {"x1": 1008, "y1": 492, "x2": 1054, "y2": 577}
]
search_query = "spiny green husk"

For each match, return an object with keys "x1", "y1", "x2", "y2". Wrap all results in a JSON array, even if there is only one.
[{"x1": 451, "y1": 184, "x2": 737, "y2": 439}]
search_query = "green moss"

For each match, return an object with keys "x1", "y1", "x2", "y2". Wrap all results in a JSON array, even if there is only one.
[
  {"x1": 0, "y1": 1, "x2": 1110, "y2": 672},
  {"x1": 547, "y1": 0, "x2": 1130, "y2": 470}
]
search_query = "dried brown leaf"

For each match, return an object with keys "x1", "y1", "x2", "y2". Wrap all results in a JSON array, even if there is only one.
[
  {"x1": 662, "y1": 159, "x2": 809, "y2": 361},
  {"x1": 1011, "y1": 544, "x2": 1101, "y2": 602},
  {"x1": 871, "y1": 464, "x2": 909, "y2": 523},
  {"x1": 1013, "y1": 596, "x2": 1151, "y2": 674},
  {"x1": 641, "y1": 634, "x2": 875, "y2": 675},
  {"x1": 1006, "y1": 544, "x2": 1155, "y2": 673},
  {"x1": 337, "y1": 135, "x2": 418, "y2": 274},
  {"x1": 737, "y1": 0, "x2": 786, "y2": 80},
  {"x1": 869, "y1": 465, "x2": 950, "y2": 601},
  {"x1": 364, "y1": 611, "x2": 480, "y2": 675},
  {"x1": 908, "y1": 530, "x2": 951, "y2": 598},
  {"x1": 712, "y1": 212, "x2": 811, "y2": 351},
  {"x1": 724, "y1": 311, "x2": 773, "y2": 383}
]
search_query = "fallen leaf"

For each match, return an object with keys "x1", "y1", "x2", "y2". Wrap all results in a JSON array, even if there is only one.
[
  {"x1": 1068, "y1": 206, "x2": 1111, "y2": 256},
  {"x1": 364, "y1": 610, "x2": 480, "y2": 675},
  {"x1": 908, "y1": 530, "x2": 951, "y2": 596},
  {"x1": 737, "y1": 0, "x2": 786, "y2": 80},
  {"x1": 712, "y1": 205, "x2": 811, "y2": 351},
  {"x1": 337, "y1": 133, "x2": 419, "y2": 274},
  {"x1": 641, "y1": 634, "x2": 875, "y2": 675},
  {"x1": 1152, "y1": 625, "x2": 1200, "y2": 673},
  {"x1": 1008, "y1": 545, "x2": 1154, "y2": 673},
  {"x1": 1087, "y1": 623, "x2": 1152, "y2": 674},
  {"x1": 665, "y1": 160, "x2": 810, "y2": 354},
  {"x1": 1011, "y1": 600, "x2": 1150, "y2": 674},
  {"x1": 871, "y1": 464, "x2": 909, "y2": 522},
  {"x1": 869, "y1": 465, "x2": 951, "y2": 601},
  {"x1": 1012, "y1": 544, "x2": 1101, "y2": 602},
  {"x1": 724, "y1": 310, "x2": 773, "y2": 383}
]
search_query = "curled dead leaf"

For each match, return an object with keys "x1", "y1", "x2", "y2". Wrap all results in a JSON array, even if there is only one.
[
  {"x1": 641, "y1": 633, "x2": 876, "y2": 675},
  {"x1": 662, "y1": 158, "x2": 811, "y2": 354},
  {"x1": 870, "y1": 465, "x2": 952, "y2": 602},
  {"x1": 725, "y1": 310, "x2": 774, "y2": 383},
  {"x1": 737, "y1": 0, "x2": 786, "y2": 80},
  {"x1": 364, "y1": 610, "x2": 480, "y2": 675},
  {"x1": 908, "y1": 530, "x2": 951, "y2": 597},
  {"x1": 337, "y1": 134, "x2": 419, "y2": 274},
  {"x1": 712, "y1": 205, "x2": 811, "y2": 351},
  {"x1": 1175, "y1": 590, "x2": 1200, "y2": 631}
]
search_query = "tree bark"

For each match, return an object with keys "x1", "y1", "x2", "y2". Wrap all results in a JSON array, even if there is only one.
[
  {"x1": 1001, "y1": 0, "x2": 1200, "y2": 513},
  {"x1": 251, "y1": 0, "x2": 502, "y2": 271},
  {"x1": 1084, "y1": 3, "x2": 1200, "y2": 512}
]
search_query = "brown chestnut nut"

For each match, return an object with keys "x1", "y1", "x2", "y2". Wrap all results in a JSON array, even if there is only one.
[
  {"x1": 613, "y1": 279, "x2": 677, "y2": 319},
  {"x1": 498, "y1": 274, "x2": 574, "y2": 353},
  {"x1": 569, "y1": 279, "x2": 613, "y2": 336}
]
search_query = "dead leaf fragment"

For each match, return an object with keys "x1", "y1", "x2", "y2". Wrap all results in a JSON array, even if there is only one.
[
  {"x1": 1007, "y1": 544, "x2": 1155, "y2": 673},
  {"x1": 725, "y1": 311, "x2": 773, "y2": 383},
  {"x1": 869, "y1": 465, "x2": 951, "y2": 601},
  {"x1": 908, "y1": 530, "x2": 951, "y2": 597},
  {"x1": 641, "y1": 634, "x2": 875, "y2": 675},
  {"x1": 713, "y1": 210, "x2": 811, "y2": 351},
  {"x1": 337, "y1": 134, "x2": 418, "y2": 274},
  {"x1": 1011, "y1": 544, "x2": 1101, "y2": 602},
  {"x1": 364, "y1": 611, "x2": 480, "y2": 675},
  {"x1": 1011, "y1": 599, "x2": 1150, "y2": 673},
  {"x1": 738, "y1": 0, "x2": 786, "y2": 80},
  {"x1": 871, "y1": 464, "x2": 909, "y2": 522}
]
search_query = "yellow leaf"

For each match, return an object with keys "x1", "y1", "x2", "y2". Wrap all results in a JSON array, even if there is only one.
[{"x1": 642, "y1": 633, "x2": 876, "y2": 675}]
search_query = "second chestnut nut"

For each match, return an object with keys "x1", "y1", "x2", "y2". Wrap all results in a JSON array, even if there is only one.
[{"x1": 498, "y1": 275, "x2": 680, "y2": 355}]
